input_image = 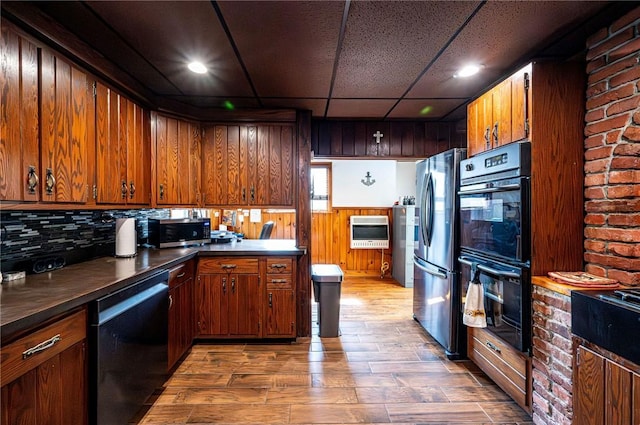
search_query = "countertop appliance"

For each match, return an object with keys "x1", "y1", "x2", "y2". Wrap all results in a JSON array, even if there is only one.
[
  {"x1": 457, "y1": 141, "x2": 532, "y2": 353},
  {"x1": 89, "y1": 270, "x2": 169, "y2": 425},
  {"x1": 148, "y1": 218, "x2": 211, "y2": 248},
  {"x1": 413, "y1": 147, "x2": 466, "y2": 359},
  {"x1": 572, "y1": 289, "x2": 640, "y2": 365},
  {"x1": 392, "y1": 205, "x2": 416, "y2": 288}
]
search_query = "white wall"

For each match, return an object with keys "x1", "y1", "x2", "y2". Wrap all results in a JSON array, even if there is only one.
[
  {"x1": 396, "y1": 161, "x2": 418, "y2": 200},
  {"x1": 330, "y1": 160, "x2": 417, "y2": 207}
]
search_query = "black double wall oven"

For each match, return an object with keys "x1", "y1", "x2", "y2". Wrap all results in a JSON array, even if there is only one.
[{"x1": 458, "y1": 141, "x2": 532, "y2": 353}]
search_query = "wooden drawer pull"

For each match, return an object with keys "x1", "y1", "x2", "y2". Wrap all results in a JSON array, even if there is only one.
[
  {"x1": 271, "y1": 279, "x2": 288, "y2": 284},
  {"x1": 22, "y1": 334, "x2": 61, "y2": 359},
  {"x1": 270, "y1": 264, "x2": 287, "y2": 269},
  {"x1": 221, "y1": 264, "x2": 237, "y2": 270},
  {"x1": 486, "y1": 340, "x2": 501, "y2": 354}
]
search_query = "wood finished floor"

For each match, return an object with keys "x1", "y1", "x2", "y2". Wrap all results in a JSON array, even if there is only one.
[{"x1": 133, "y1": 276, "x2": 533, "y2": 424}]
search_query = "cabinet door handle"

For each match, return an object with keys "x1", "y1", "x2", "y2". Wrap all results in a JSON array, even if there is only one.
[
  {"x1": 159, "y1": 184, "x2": 164, "y2": 200},
  {"x1": 45, "y1": 168, "x2": 56, "y2": 195},
  {"x1": 242, "y1": 188, "x2": 246, "y2": 203},
  {"x1": 493, "y1": 122, "x2": 499, "y2": 146},
  {"x1": 222, "y1": 277, "x2": 227, "y2": 294},
  {"x1": 250, "y1": 185, "x2": 255, "y2": 203},
  {"x1": 221, "y1": 264, "x2": 237, "y2": 270},
  {"x1": 270, "y1": 264, "x2": 287, "y2": 270},
  {"x1": 27, "y1": 166, "x2": 39, "y2": 194},
  {"x1": 231, "y1": 277, "x2": 235, "y2": 293},
  {"x1": 269, "y1": 293, "x2": 273, "y2": 308},
  {"x1": 271, "y1": 279, "x2": 288, "y2": 284},
  {"x1": 121, "y1": 180, "x2": 128, "y2": 199},
  {"x1": 484, "y1": 127, "x2": 491, "y2": 149},
  {"x1": 176, "y1": 272, "x2": 186, "y2": 278},
  {"x1": 168, "y1": 294, "x2": 173, "y2": 309},
  {"x1": 129, "y1": 181, "x2": 136, "y2": 199},
  {"x1": 486, "y1": 340, "x2": 501, "y2": 354},
  {"x1": 22, "y1": 334, "x2": 61, "y2": 359}
]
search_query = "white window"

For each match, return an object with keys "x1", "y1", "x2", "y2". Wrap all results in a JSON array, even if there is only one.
[{"x1": 311, "y1": 164, "x2": 331, "y2": 212}]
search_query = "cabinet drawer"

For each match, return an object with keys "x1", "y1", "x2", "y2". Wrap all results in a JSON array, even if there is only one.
[
  {"x1": 467, "y1": 326, "x2": 529, "y2": 409},
  {"x1": 266, "y1": 275, "x2": 293, "y2": 289},
  {"x1": 1, "y1": 308, "x2": 87, "y2": 385},
  {"x1": 198, "y1": 258, "x2": 259, "y2": 274},
  {"x1": 267, "y1": 258, "x2": 293, "y2": 274},
  {"x1": 169, "y1": 259, "x2": 195, "y2": 288}
]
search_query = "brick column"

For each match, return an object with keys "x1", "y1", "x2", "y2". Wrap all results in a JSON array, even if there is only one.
[
  {"x1": 584, "y1": 6, "x2": 640, "y2": 286},
  {"x1": 531, "y1": 284, "x2": 573, "y2": 425}
]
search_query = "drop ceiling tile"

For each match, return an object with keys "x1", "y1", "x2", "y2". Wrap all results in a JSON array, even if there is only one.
[
  {"x1": 261, "y1": 98, "x2": 328, "y2": 117},
  {"x1": 163, "y1": 96, "x2": 261, "y2": 110},
  {"x1": 86, "y1": 1, "x2": 254, "y2": 97},
  {"x1": 387, "y1": 99, "x2": 467, "y2": 119},
  {"x1": 218, "y1": 1, "x2": 344, "y2": 98},
  {"x1": 332, "y1": 1, "x2": 481, "y2": 98},
  {"x1": 408, "y1": 1, "x2": 609, "y2": 99},
  {"x1": 34, "y1": 2, "x2": 181, "y2": 95},
  {"x1": 326, "y1": 99, "x2": 397, "y2": 118}
]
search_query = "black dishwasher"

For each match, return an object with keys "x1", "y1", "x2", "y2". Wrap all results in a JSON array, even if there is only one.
[{"x1": 89, "y1": 270, "x2": 169, "y2": 425}]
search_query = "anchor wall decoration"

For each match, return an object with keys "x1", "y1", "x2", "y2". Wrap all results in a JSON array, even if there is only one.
[{"x1": 361, "y1": 172, "x2": 376, "y2": 186}]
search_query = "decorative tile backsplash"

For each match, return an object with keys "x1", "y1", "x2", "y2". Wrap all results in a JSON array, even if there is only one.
[{"x1": 0, "y1": 209, "x2": 169, "y2": 274}]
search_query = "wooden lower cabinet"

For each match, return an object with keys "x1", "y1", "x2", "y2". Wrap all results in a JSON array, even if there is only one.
[
  {"x1": 573, "y1": 343, "x2": 640, "y2": 425},
  {"x1": 265, "y1": 257, "x2": 297, "y2": 338},
  {"x1": 467, "y1": 326, "x2": 531, "y2": 413},
  {"x1": 196, "y1": 256, "x2": 297, "y2": 339},
  {"x1": 197, "y1": 258, "x2": 262, "y2": 338},
  {"x1": 1, "y1": 309, "x2": 87, "y2": 425},
  {"x1": 168, "y1": 259, "x2": 196, "y2": 371}
]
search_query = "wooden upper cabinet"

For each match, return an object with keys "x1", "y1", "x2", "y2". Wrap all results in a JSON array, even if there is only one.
[
  {"x1": 511, "y1": 63, "x2": 531, "y2": 143},
  {"x1": 493, "y1": 77, "x2": 513, "y2": 147},
  {"x1": 40, "y1": 49, "x2": 93, "y2": 203},
  {"x1": 0, "y1": 24, "x2": 40, "y2": 202},
  {"x1": 95, "y1": 83, "x2": 150, "y2": 205},
  {"x1": 467, "y1": 65, "x2": 530, "y2": 157},
  {"x1": 202, "y1": 124, "x2": 295, "y2": 207},
  {"x1": 153, "y1": 113, "x2": 201, "y2": 206}
]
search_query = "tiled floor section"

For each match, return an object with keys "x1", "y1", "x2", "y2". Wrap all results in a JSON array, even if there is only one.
[{"x1": 133, "y1": 276, "x2": 533, "y2": 424}]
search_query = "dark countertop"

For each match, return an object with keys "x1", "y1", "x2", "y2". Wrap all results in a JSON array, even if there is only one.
[{"x1": 1, "y1": 240, "x2": 304, "y2": 340}]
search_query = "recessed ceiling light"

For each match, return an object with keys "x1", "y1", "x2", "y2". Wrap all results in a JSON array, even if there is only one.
[
  {"x1": 188, "y1": 61, "x2": 207, "y2": 74},
  {"x1": 455, "y1": 64, "x2": 481, "y2": 78}
]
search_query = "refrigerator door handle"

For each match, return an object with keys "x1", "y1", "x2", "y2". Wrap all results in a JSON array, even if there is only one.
[
  {"x1": 420, "y1": 173, "x2": 429, "y2": 247},
  {"x1": 424, "y1": 173, "x2": 434, "y2": 246},
  {"x1": 413, "y1": 257, "x2": 447, "y2": 279}
]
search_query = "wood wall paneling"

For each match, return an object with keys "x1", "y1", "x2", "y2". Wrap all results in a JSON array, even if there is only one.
[
  {"x1": 311, "y1": 208, "x2": 392, "y2": 275},
  {"x1": 311, "y1": 120, "x2": 464, "y2": 159}
]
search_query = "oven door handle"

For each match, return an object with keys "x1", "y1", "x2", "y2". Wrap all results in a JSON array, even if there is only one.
[
  {"x1": 477, "y1": 263, "x2": 520, "y2": 279},
  {"x1": 458, "y1": 256, "x2": 521, "y2": 279},
  {"x1": 458, "y1": 183, "x2": 521, "y2": 195}
]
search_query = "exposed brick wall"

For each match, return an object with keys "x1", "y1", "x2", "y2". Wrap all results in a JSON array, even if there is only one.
[
  {"x1": 584, "y1": 7, "x2": 640, "y2": 286},
  {"x1": 532, "y1": 285, "x2": 573, "y2": 425}
]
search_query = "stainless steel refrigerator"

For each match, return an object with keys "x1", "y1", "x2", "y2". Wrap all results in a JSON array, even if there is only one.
[{"x1": 413, "y1": 148, "x2": 466, "y2": 359}]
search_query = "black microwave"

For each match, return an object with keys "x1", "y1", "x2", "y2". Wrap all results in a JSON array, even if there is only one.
[{"x1": 148, "y1": 218, "x2": 211, "y2": 248}]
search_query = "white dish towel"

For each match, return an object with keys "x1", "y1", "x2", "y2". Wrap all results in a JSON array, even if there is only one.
[{"x1": 463, "y1": 278, "x2": 487, "y2": 328}]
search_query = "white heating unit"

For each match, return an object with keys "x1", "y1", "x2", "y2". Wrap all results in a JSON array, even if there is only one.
[{"x1": 350, "y1": 215, "x2": 389, "y2": 249}]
